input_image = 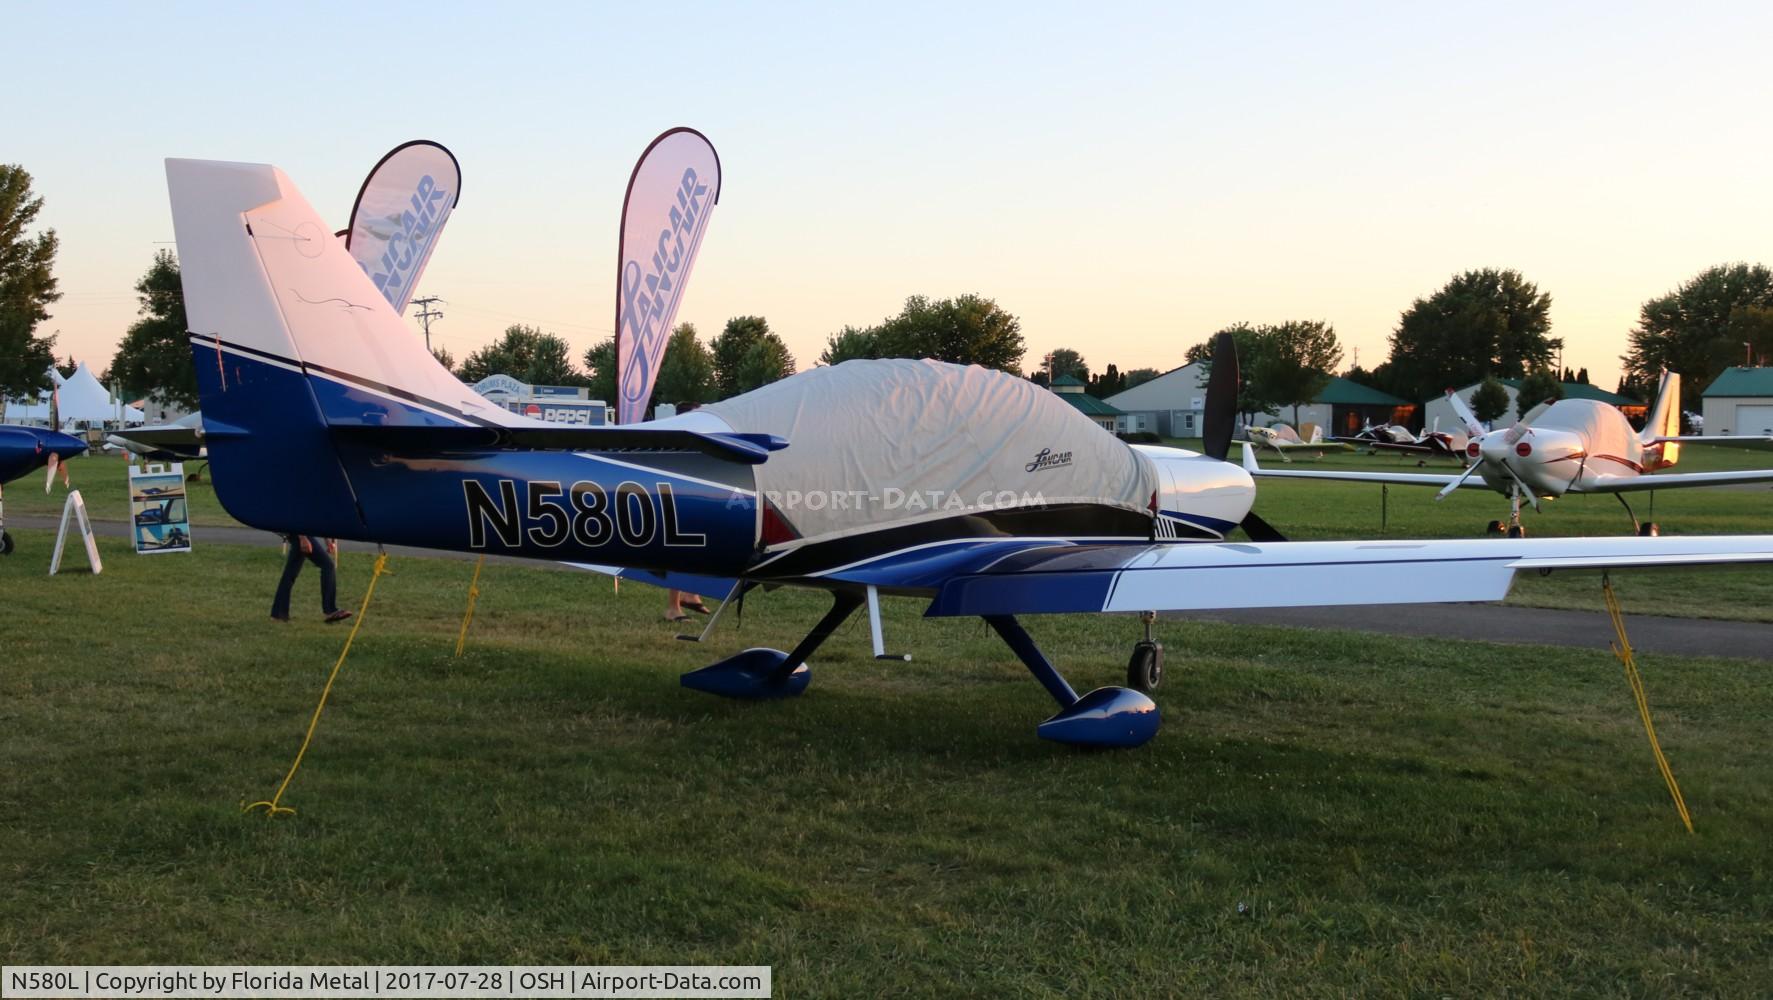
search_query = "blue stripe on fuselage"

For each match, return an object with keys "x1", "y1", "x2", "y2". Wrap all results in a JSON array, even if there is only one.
[{"x1": 192, "y1": 344, "x2": 758, "y2": 574}]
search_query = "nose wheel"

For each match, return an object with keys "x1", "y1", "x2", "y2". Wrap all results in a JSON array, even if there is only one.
[
  {"x1": 1489, "y1": 482, "x2": 1528, "y2": 538},
  {"x1": 1127, "y1": 611, "x2": 1164, "y2": 693},
  {"x1": 0, "y1": 529, "x2": 12, "y2": 556}
]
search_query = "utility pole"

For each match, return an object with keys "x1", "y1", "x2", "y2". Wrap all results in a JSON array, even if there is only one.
[{"x1": 413, "y1": 295, "x2": 445, "y2": 352}]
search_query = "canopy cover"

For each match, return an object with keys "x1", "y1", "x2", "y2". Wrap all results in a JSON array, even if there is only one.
[{"x1": 704, "y1": 359, "x2": 1155, "y2": 544}]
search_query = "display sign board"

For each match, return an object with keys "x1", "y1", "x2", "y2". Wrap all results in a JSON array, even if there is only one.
[
  {"x1": 530, "y1": 385, "x2": 589, "y2": 400},
  {"x1": 510, "y1": 400, "x2": 610, "y2": 425},
  {"x1": 48, "y1": 489, "x2": 102, "y2": 575},
  {"x1": 129, "y1": 462, "x2": 193, "y2": 554}
]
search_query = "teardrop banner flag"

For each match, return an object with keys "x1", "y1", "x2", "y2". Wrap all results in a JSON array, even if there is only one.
[
  {"x1": 343, "y1": 140, "x2": 462, "y2": 314},
  {"x1": 615, "y1": 127, "x2": 721, "y2": 424}
]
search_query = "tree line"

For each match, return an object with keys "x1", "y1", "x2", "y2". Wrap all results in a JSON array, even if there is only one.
[{"x1": 6, "y1": 160, "x2": 1771, "y2": 420}]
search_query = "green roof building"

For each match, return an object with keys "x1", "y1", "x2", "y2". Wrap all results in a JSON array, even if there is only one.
[
  {"x1": 1701, "y1": 367, "x2": 1773, "y2": 436},
  {"x1": 1047, "y1": 372, "x2": 1125, "y2": 431}
]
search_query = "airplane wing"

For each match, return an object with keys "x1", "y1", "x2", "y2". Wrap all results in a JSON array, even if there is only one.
[
  {"x1": 1241, "y1": 443, "x2": 1483, "y2": 488},
  {"x1": 564, "y1": 562, "x2": 738, "y2": 601},
  {"x1": 1574, "y1": 468, "x2": 1773, "y2": 493},
  {"x1": 1650, "y1": 435, "x2": 1773, "y2": 451},
  {"x1": 921, "y1": 535, "x2": 1773, "y2": 616},
  {"x1": 1330, "y1": 437, "x2": 1435, "y2": 454}
]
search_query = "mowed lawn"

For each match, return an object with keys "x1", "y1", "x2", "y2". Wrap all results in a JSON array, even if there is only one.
[{"x1": 3, "y1": 533, "x2": 1772, "y2": 995}]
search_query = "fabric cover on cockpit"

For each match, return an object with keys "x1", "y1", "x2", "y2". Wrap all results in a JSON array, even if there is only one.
[{"x1": 702, "y1": 358, "x2": 1156, "y2": 545}]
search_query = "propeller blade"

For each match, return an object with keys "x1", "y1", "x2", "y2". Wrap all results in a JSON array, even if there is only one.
[
  {"x1": 1445, "y1": 388, "x2": 1486, "y2": 437},
  {"x1": 1507, "y1": 403, "x2": 1549, "y2": 443},
  {"x1": 1434, "y1": 455, "x2": 1483, "y2": 501},
  {"x1": 1239, "y1": 510, "x2": 1286, "y2": 542},
  {"x1": 1201, "y1": 332, "x2": 1239, "y2": 461},
  {"x1": 44, "y1": 452, "x2": 58, "y2": 493}
]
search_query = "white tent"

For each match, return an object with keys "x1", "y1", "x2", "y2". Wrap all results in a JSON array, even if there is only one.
[{"x1": 4, "y1": 364, "x2": 144, "y2": 426}]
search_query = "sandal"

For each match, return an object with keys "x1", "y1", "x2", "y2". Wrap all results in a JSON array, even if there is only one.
[
  {"x1": 665, "y1": 614, "x2": 691, "y2": 623},
  {"x1": 325, "y1": 609, "x2": 354, "y2": 624},
  {"x1": 684, "y1": 602, "x2": 713, "y2": 615}
]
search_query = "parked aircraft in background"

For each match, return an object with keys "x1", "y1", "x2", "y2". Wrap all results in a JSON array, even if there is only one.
[
  {"x1": 1243, "y1": 423, "x2": 1350, "y2": 462},
  {"x1": 107, "y1": 411, "x2": 205, "y2": 461},
  {"x1": 1246, "y1": 375, "x2": 1773, "y2": 536},
  {"x1": 0, "y1": 425, "x2": 87, "y2": 555},
  {"x1": 167, "y1": 156, "x2": 1773, "y2": 749},
  {"x1": 1334, "y1": 419, "x2": 1470, "y2": 465}
]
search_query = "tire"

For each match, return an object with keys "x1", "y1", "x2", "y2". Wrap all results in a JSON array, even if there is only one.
[
  {"x1": 1506, "y1": 525, "x2": 1526, "y2": 539},
  {"x1": 1485, "y1": 520, "x2": 1504, "y2": 536},
  {"x1": 0, "y1": 530, "x2": 12, "y2": 556},
  {"x1": 1639, "y1": 522, "x2": 1660, "y2": 537},
  {"x1": 1127, "y1": 640, "x2": 1163, "y2": 693}
]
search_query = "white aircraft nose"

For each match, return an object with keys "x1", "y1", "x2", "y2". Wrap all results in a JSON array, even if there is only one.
[{"x1": 1482, "y1": 428, "x2": 1580, "y2": 494}]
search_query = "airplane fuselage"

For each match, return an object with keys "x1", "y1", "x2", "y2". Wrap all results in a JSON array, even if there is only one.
[{"x1": 1471, "y1": 399, "x2": 1653, "y2": 498}]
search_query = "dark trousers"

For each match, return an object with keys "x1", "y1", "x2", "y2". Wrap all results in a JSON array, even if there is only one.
[{"x1": 272, "y1": 535, "x2": 338, "y2": 618}]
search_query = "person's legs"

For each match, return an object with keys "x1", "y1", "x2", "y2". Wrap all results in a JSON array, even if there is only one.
[
  {"x1": 306, "y1": 538, "x2": 339, "y2": 615},
  {"x1": 271, "y1": 540, "x2": 304, "y2": 620}
]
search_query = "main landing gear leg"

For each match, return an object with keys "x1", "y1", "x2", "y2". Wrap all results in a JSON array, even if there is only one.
[
  {"x1": 0, "y1": 483, "x2": 11, "y2": 556},
  {"x1": 681, "y1": 591, "x2": 863, "y2": 698},
  {"x1": 1616, "y1": 493, "x2": 1658, "y2": 536},
  {"x1": 984, "y1": 614, "x2": 1160, "y2": 748},
  {"x1": 1127, "y1": 611, "x2": 1164, "y2": 693}
]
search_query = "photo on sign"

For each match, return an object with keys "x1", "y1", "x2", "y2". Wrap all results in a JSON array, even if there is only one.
[{"x1": 128, "y1": 465, "x2": 193, "y2": 554}]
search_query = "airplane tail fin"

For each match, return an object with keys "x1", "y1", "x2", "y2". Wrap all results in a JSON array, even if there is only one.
[
  {"x1": 1641, "y1": 370, "x2": 1681, "y2": 465},
  {"x1": 168, "y1": 159, "x2": 508, "y2": 534}
]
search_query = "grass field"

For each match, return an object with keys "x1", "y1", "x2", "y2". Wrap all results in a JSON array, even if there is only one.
[{"x1": 3, "y1": 531, "x2": 1772, "y2": 994}]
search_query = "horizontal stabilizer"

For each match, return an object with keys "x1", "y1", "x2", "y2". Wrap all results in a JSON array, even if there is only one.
[{"x1": 330, "y1": 424, "x2": 783, "y2": 464}]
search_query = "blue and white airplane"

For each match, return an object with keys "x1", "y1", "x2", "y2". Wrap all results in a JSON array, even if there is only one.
[
  {"x1": 166, "y1": 157, "x2": 1773, "y2": 749},
  {"x1": 0, "y1": 424, "x2": 87, "y2": 555}
]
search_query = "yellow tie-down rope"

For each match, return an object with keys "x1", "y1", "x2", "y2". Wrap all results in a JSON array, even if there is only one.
[
  {"x1": 245, "y1": 551, "x2": 391, "y2": 819},
  {"x1": 1601, "y1": 573, "x2": 1693, "y2": 834},
  {"x1": 454, "y1": 555, "x2": 486, "y2": 656}
]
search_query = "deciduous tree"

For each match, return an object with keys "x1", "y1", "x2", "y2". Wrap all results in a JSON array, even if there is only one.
[
  {"x1": 711, "y1": 316, "x2": 778, "y2": 397},
  {"x1": 1043, "y1": 348, "x2": 1087, "y2": 383},
  {"x1": 1385, "y1": 269, "x2": 1558, "y2": 403},
  {"x1": 1185, "y1": 323, "x2": 1280, "y2": 425},
  {"x1": 1623, "y1": 265, "x2": 1773, "y2": 391},
  {"x1": 460, "y1": 324, "x2": 588, "y2": 387},
  {"x1": 1469, "y1": 376, "x2": 1510, "y2": 425},
  {"x1": 106, "y1": 250, "x2": 197, "y2": 409},
  {"x1": 0, "y1": 164, "x2": 60, "y2": 402},
  {"x1": 816, "y1": 294, "x2": 1025, "y2": 373},
  {"x1": 653, "y1": 323, "x2": 717, "y2": 406},
  {"x1": 1253, "y1": 320, "x2": 1341, "y2": 428},
  {"x1": 1516, "y1": 368, "x2": 1564, "y2": 411}
]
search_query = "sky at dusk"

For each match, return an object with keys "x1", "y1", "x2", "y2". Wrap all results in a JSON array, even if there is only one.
[{"x1": 10, "y1": 1, "x2": 1773, "y2": 394}]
